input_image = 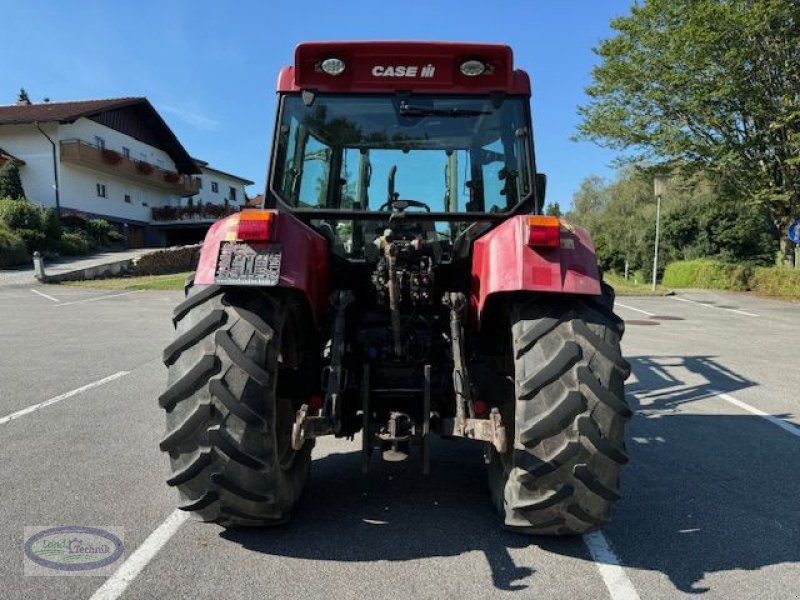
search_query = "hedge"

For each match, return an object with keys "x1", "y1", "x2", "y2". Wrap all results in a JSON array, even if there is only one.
[
  {"x1": 662, "y1": 259, "x2": 753, "y2": 291},
  {"x1": 58, "y1": 231, "x2": 91, "y2": 256},
  {"x1": 750, "y1": 266, "x2": 800, "y2": 299},
  {"x1": 663, "y1": 258, "x2": 800, "y2": 299},
  {"x1": 0, "y1": 224, "x2": 28, "y2": 267}
]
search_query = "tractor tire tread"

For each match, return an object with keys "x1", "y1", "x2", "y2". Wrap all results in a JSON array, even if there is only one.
[
  {"x1": 495, "y1": 290, "x2": 630, "y2": 535},
  {"x1": 160, "y1": 283, "x2": 311, "y2": 526}
]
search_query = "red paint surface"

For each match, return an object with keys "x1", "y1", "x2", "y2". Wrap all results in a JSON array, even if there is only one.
[
  {"x1": 194, "y1": 210, "x2": 330, "y2": 322},
  {"x1": 276, "y1": 41, "x2": 531, "y2": 95},
  {"x1": 470, "y1": 216, "x2": 602, "y2": 321}
]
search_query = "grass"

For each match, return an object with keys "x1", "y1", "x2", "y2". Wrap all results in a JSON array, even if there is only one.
[
  {"x1": 604, "y1": 271, "x2": 673, "y2": 296},
  {"x1": 61, "y1": 269, "x2": 673, "y2": 297},
  {"x1": 61, "y1": 271, "x2": 192, "y2": 291},
  {"x1": 56, "y1": 261, "x2": 800, "y2": 300}
]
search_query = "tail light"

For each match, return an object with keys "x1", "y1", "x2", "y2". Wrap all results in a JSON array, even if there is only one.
[
  {"x1": 237, "y1": 210, "x2": 274, "y2": 241},
  {"x1": 526, "y1": 215, "x2": 561, "y2": 248},
  {"x1": 472, "y1": 400, "x2": 488, "y2": 417},
  {"x1": 308, "y1": 394, "x2": 324, "y2": 413}
]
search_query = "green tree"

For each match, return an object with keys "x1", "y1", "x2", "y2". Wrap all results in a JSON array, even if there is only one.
[
  {"x1": 544, "y1": 202, "x2": 562, "y2": 216},
  {"x1": 661, "y1": 180, "x2": 777, "y2": 266},
  {"x1": 568, "y1": 175, "x2": 610, "y2": 231},
  {"x1": 577, "y1": 0, "x2": 800, "y2": 265},
  {"x1": 41, "y1": 208, "x2": 62, "y2": 242},
  {"x1": 569, "y1": 170, "x2": 654, "y2": 274},
  {"x1": 569, "y1": 169, "x2": 777, "y2": 277},
  {"x1": 0, "y1": 162, "x2": 25, "y2": 199}
]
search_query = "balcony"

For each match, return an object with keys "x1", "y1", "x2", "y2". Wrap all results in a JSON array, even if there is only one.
[
  {"x1": 59, "y1": 139, "x2": 200, "y2": 197},
  {"x1": 151, "y1": 203, "x2": 236, "y2": 223}
]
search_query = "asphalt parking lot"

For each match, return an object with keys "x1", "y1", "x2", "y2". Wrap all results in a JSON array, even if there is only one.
[{"x1": 1, "y1": 281, "x2": 798, "y2": 599}]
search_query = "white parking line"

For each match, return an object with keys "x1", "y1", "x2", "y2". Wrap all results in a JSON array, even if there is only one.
[
  {"x1": 0, "y1": 371, "x2": 129, "y2": 426},
  {"x1": 671, "y1": 295, "x2": 759, "y2": 317},
  {"x1": 712, "y1": 390, "x2": 800, "y2": 438},
  {"x1": 56, "y1": 291, "x2": 140, "y2": 307},
  {"x1": 583, "y1": 530, "x2": 641, "y2": 600},
  {"x1": 615, "y1": 302, "x2": 655, "y2": 317},
  {"x1": 89, "y1": 510, "x2": 189, "y2": 600},
  {"x1": 30, "y1": 288, "x2": 60, "y2": 303}
]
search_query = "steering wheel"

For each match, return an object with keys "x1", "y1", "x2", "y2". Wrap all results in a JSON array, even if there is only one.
[{"x1": 378, "y1": 198, "x2": 432, "y2": 212}]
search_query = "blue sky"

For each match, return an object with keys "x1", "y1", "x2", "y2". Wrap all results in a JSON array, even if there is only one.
[{"x1": 1, "y1": 0, "x2": 632, "y2": 209}]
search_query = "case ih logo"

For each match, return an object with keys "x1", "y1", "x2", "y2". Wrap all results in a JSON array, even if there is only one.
[{"x1": 371, "y1": 64, "x2": 436, "y2": 78}]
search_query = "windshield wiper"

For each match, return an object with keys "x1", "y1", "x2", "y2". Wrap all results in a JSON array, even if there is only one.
[{"x1": 399, "y1": 101, "x2": 491, "y2": 117}]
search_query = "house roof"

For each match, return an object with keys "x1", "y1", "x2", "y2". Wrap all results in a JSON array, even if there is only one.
[
  {"x1": 0, "y1": 97, "x2": 199, "y2": 174},
  {"x1": 245, "y1": 193, "x2": 265, "y2": 207},
  {"x1": 0, "y1": 97, "x2": 142, "y2": 125},
  {"x1": 193, "y1": 159, "x2": 254, "y2": 185},
  {"x1": 0, "y1": 147, "x2": 25, "y2": 166}
]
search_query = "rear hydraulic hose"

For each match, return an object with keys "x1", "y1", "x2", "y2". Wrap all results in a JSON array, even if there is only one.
[
  {"x1": 385, "y1": 243, "x2": 403, "y2": 358},
  {"x1": 445, "y1": 292, "x2": 474, "y2": 433}
]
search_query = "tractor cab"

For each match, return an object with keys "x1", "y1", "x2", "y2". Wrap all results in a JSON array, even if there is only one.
[{"x1": 267, "y1": 42, "x2": 541, "y2": 262}]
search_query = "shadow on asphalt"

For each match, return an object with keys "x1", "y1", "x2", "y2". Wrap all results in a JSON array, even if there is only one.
[
  {"x1": 221, "y1": 438, "x2": 587, "y2": 591},
  {"x1": 222, "y1": 355, "x2": 799, "y2": 595},
  {"x1": 627, "y1": 354, "x2": 756, "y2": 406},
  {"x1": 615, "y1": 355, "x2": 800, "y2": 594}
]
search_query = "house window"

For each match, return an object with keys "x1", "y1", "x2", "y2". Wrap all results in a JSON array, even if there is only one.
[
  {"x1": 196, "y1": 178, "x2": 203, "y2": 189},
  {"x1": 94, "y1": 136, "x2": 105, "y2": 149},
  {"x1": 211, "y1": 181, "x2": 219, "y2": 193},
  {"x1": 96, "y1": 183, "x2": 107, "y2": 198},
  {"x1": 124, "y1": 194, "x2": 132, "y2": 203},
  {"x1": 122, "y1": 147, "x2": 130, "y2": 159},
  {"x1": 229, "y1": 187, "x2": 237, "y2": 201}
]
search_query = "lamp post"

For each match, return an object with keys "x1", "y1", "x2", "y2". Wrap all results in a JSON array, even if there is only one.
[{"x1": 652, "y1": 174, "x2": 668, "y2": 290}]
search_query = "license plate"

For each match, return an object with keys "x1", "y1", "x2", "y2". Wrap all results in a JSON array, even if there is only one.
[{"x1": 215, "y1": 242, "x2": 282, "y2": 286}]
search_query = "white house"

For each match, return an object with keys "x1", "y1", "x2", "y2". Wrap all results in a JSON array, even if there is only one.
[
  {"x1": 194, "y1": 159, "x2": 254, "y2": 208},
  {"x1": 0, "y1": 96, "x2": 251, "y2": 247},
  {"x1": 151, "y1": 158, "x2": 254, "y2": 245}
]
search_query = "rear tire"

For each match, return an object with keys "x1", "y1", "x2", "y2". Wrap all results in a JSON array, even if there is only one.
[
  {"x1": 159, "y1": 284, "x2": 312, "y2": 526},
  {"x1": 488, "y1": 284, "x2": 631, "y2": 535}
]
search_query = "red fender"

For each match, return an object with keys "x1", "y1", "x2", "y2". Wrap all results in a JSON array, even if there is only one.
[
  {"x1": 470, "y1": 216, "x2": 602, "y2": 321},
  {"x1": 193, "y1": 210, "x2": 329, "y2": 323}
]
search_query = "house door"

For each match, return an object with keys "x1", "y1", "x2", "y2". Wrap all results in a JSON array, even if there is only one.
[{"x1": 128, "y1": 225, "x2": 145, "y2": 248}]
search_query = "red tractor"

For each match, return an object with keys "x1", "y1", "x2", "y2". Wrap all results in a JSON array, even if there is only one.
[{"x1": 159, "y1": 42, "x2": 631, "y2": 535}]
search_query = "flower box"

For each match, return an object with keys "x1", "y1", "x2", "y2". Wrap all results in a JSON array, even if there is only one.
[
  {"x1": 135, "y1": 160, "x2": 154, "y2": 175},
  {"x1": 101, "y1": 148, "x2": 123, "y2": 165}
]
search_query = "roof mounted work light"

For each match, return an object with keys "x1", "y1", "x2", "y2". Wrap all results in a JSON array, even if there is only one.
[
  {"x1": 460, "y1": 59, "x2": 487, "y2": 76},
  {"x1": 320, "y1": 58, "x2": 346, "y2": 76}
]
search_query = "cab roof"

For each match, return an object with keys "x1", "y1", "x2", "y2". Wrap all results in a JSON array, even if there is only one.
[{"x1": 277, "y1": 41, "x2": 531, "y2": 95}]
